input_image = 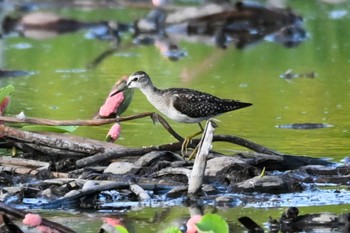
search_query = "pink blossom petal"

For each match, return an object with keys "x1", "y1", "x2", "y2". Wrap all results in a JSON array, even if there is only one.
[
  {"x1": 102, "y1": 217, "x2": 123, "y2": 226},
  {"x1": 99, "y1": 92, "x2": 124, "y2": 117},
  {"x1": 106, "y1": 123, "x2": 121, "y2": 142},
  {"x1": 22, "y1": 213, "x2": 42, "y2": 227},
  {"x1": 186, "y1": 215, "x2": 202, "y2": 233}
]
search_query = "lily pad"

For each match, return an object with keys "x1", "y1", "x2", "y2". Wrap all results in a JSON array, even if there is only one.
[
  {"x1": 196, "y1": 214, "x2": 229, "y2": 233},
  {"x1": 163, "y1": 226, "x2": 182, "y2": 233},
  {"x1": 115, "y1": 225, "x2": 129, "y2": 233}
]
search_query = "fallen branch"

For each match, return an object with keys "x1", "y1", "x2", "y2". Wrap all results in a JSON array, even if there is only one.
[
  {"x1": 212, "y1": 135, "x2": 282, "y2": 155},
  {"x1": 0, "y1": 112, "x2": 185, "y2": 142},
  {"x1": 188, "y1": 120, "x2": 216, "y2": 196},
  {"x1": 0, "y1": 125, "x2": 105, "y2": 155}
]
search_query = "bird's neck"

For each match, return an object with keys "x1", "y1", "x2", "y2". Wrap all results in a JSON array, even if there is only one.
[{"x1": 140, "y1": 84, "x2": 161, "y2": 97}]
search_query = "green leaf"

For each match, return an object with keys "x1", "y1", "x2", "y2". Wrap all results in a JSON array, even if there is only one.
[
  {"x1": 114, "y1": 225, "x2": 129, "y2": 233},
  {"x1": 21, "y1": 125, "x2": 78, "y2": 133},
  {"x1": 196, "y1": 214, "x2": 229, "y2": 233},
  {"x1": 0, "y1": 84, "x2": 15, "y2": 100},
  {"x1": 162, "y1": 226, "x2": 182, "y2": 233}
]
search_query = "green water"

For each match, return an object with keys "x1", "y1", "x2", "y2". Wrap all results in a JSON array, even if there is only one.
[
  {"x1": 2, "y1": 1, "x2": 350, "y2": 161},
  {"x1": 1, "y1": 1, "x2": 350, "y2": 232},
  {"x1": 39, "y1": 204, "x2": 350, "y2": 232}
]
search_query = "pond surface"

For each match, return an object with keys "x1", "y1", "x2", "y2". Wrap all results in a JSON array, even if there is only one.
[
  {"x1": 31, "y1": 203, "x2": 350, "y2": 232},
  {"x1": 1, "y1": 0, "x2": 350, "y2": 232}
]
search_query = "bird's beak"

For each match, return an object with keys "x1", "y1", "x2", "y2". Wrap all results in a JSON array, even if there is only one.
[{"x1": 110, "y1": 82, "x2": 128, "y2": 97}]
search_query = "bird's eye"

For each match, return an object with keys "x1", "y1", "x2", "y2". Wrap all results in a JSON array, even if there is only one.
[{"x1": 132, "y1": 77, "x2": 138, "y2": 82}]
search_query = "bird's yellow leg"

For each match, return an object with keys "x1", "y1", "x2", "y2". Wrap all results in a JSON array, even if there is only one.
[
  {"x1": 181, "y1": 123, "x2": 204, "y2": 158},
  {"x1": 188, "y1": 143, "x2": 200, "y2": 160}
]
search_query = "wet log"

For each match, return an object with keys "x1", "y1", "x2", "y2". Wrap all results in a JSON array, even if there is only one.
[
  {"x1": 0, "y1": 156, "x2": 49, "y2": 169},
  {"x1": 129, "y1": 182, "x2": 151, "y2": 201},
  {"x1": 0, "y1": 125, "x2": 107, "y2": 155},
  {"x1": 231, "y1": 175, "x2": 303, "y2": 194},
  {"x1": 235, "y1": 151, "x2": 333, "y2": 171},
  {"x1": 282, "y1": 164, "x2": 350, "y2": 185},
  {"x1": 0, "y1": 156, "x2": 67, "y2": 178},
  {"x1": 35, "y1": 180, "x2": 177, "y2": 209},
  {"x1": 134, "y1": 151, "x2": 185, "y2": 167},
  {"x1": 153, "y1": 167, "x2": 191, "y2": 179}
]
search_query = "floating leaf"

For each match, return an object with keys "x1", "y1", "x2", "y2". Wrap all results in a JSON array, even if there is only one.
[
  {"x1": 115, "y1": 225, "x2": 129, "y2": 233},
  {"x1": 21, "y1": 125, "x2": 78, "y2": 133},
  {"x1": 196, "y1": 214, "x2": 229, "y2": 233},
  {"x1": 0, "y1": 84, "x2": 15, "y2": 100},
  {"x1": 162, "y1": 226, "x2": 182, "y2": 233}
]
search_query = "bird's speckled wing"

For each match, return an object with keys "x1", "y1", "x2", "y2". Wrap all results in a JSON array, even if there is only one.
[{"x1": 170, "y1": 88, "x2": 250, "y2": 118}]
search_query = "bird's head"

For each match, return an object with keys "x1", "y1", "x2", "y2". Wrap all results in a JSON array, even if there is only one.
[{"x1": 110, "y1": 71, "x2": 151, "y2": 97}]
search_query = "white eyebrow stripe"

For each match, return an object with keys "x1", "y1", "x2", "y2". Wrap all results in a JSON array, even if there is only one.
[{"x1": 127, "y1": 74, "x2": 142, "y2": 85}]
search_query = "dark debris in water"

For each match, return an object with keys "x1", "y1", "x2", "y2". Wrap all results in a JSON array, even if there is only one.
[
  {"x1": 280, "y1": 69, "x2": 317, "y2": 80},
  {"x1": 276, "y1": 123, "x2": 333, "y2": 130},
  {"x1": 239, "y1": 207, "x2": 350, "y2": 233},
  {"x1": 0, "y1": 69, "x2": 32, "y2": 78}
]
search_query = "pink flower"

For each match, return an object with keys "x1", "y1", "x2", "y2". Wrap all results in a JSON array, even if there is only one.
[
  {"x1": 99, "y1": 92, "x2": 125, "y2": 118},
  {"x1": 23, "y1": 213, "x2": 42, "y2": 227},
  {"x1": 186, "y1": 215, "x2": 202, "y2": 233},
  {"x1": 102, "y1": 217, "x2": 123, "y2": 226},
  {"x1": 106, "y1": 123, "x2": 121, "y2": 142},
  {"x1": 152, "y1": 0, "x2": 168, "y2": 7}
]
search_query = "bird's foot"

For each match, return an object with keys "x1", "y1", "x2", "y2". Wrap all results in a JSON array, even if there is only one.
[
  {"x1": 187, "y1": 144, "x2": 199, "y2": 160},
  {"x1": 181, "y1": 131, "x2": 202, "y2": 158},
  {"x1": 181, "y1": 137, "x2": 190, "y2": 157}
]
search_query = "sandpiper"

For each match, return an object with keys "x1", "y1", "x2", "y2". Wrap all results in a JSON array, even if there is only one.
[{"x1": 110, "y1": 71, "x2": 252, "y2": 127}]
